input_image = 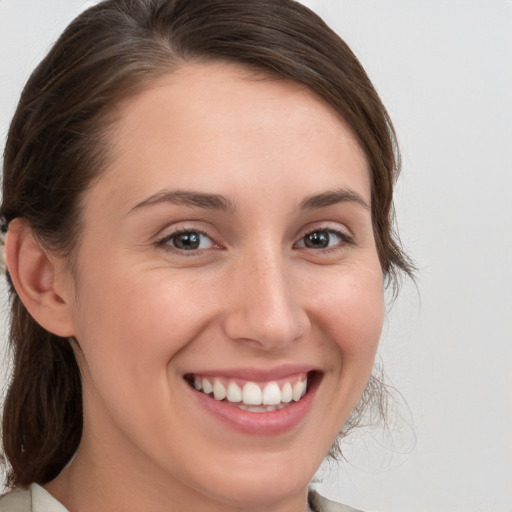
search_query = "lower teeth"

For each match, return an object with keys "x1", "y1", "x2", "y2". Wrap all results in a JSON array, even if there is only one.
[{"x1": 237, "y1": 403, "x2": 290, "y2": 413}]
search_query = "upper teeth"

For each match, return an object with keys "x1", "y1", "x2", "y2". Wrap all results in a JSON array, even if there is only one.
[{"x1": 193, "y1": 376, "x2": 307, "y2": 406}]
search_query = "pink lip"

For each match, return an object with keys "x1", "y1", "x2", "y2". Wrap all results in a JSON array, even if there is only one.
[
  {"x1": 185, "y1": 364, "x2": 317, "y2": 382},
  {"x1": 185, "y1": 369, "x2": 321, "y2": 436}
]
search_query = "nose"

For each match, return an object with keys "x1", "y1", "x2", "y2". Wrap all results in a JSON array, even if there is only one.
[{"x1": 222, "y1": 249, "x2": 310, "y2": 351}]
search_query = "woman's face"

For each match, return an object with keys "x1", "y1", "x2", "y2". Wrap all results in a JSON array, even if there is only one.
[{"x1": 62, "y1": 63, "x2": 384, "y2": 509}]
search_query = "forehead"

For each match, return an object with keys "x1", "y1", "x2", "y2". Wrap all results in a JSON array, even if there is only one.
[{"x1": 92, "y1": 62, "x2": 370, "y2": 213}]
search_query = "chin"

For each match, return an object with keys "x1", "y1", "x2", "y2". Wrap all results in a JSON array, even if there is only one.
[{"x1": 194, "y1": 458, "x2": 314, "y2": 509}]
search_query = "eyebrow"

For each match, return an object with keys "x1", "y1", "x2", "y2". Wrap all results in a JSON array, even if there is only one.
[
  {"x1": 128, "y1": 189, "x2": 236, "y2": 214},
  {"x1": 299, "y1": 189, "x2": 370, "y2": 211},
  {"x1": 128, "y1": 187, "x2": 369, "y2": 215}
]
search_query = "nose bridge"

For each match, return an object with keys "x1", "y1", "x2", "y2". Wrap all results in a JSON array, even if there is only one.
[{"x1": 223, "y1": 244, "x2": 309, "y2": 350}]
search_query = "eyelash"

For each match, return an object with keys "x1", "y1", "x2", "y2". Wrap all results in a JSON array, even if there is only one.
[{"x1": 156, "y1": 226, "x2": 354, "y2": 256}]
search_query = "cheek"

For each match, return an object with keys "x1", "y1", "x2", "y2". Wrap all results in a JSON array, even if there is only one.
[
  {"x1": 69, "y1": 260, "x2": 206, "y2": 395},
  {"x1": 74, "y1": 270, "x2": 211, "y2": 364},
  {"x1": 311, "y1": 265, "x2": 384, "y2": 362},
  {"x1": 69, "y1": 267, "x2": 217, "y2": 433}
]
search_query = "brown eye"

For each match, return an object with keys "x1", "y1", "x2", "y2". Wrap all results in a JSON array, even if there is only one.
[
  {"x1": 173, "y1": 232, "x2": 201, "y2": 250},
  {"x1": 161, "y1": 231, "x2": 214, "y2": 251},
  {"x1": 297, "y1": 229, "x2": 348, "y2": 250},
  {"x1": 304, "y1": 231, "x2": 330, "y2": 248}
]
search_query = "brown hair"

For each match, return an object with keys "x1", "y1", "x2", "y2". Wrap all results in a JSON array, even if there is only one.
[{"x1": 1, "y1": 0, "x2": 413, "y2": 488}]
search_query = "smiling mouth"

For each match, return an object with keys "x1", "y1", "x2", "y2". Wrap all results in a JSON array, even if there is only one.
[{"x1": 185, "y1": 372, "x2": 314, "y2": 413}]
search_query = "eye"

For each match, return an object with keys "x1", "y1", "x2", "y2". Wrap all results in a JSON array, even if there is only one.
[
  {"x1": 296, "y1": 229, "x2": 351, "y2": 250},
  {"x1": 159, "y1": 230, "x2": 215, "y2": 252}
]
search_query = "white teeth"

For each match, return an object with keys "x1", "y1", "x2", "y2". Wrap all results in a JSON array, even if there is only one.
[
  {"x1": 239, "y1": 404, "x2": 280, "y2": 413},
  {"x1": 213, "y1": 379, "x2": 227, "y2": 400},
  {"x1": 202, "y1": 378, "x2": 213, "y2": 395},
  {"x1": 226, "y1": 382, "x2": 242, "y2": 403},
  {"x1": 292, "y1": 379, "x2": 307, "y2": 401},
  {"x1": 192, "y1": 374, "x2": 310, "y2": 407},
  {"x1": 242, "y1": 382, "x2": 262, "y2": 405},
  {"x1": 262, "y1": 382, "x2": 281, "y2": 405},
  {"x1": 281, "y1": 382, "x2": 293, "y2": 403}
]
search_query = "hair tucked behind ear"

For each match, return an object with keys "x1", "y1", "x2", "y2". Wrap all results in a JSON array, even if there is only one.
[{"x1": 1, "y1": 0, "x2": 413, "y2": 487}]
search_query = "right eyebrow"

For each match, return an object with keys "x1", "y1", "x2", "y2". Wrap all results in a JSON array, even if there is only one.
[{"x1": 127, "y1": 189, "x2": 237, "y2": 215}]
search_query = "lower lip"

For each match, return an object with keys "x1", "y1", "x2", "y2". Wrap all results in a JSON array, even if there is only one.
[{"x1": 187, "y1": 374, "x2": 320, "y2": 436}]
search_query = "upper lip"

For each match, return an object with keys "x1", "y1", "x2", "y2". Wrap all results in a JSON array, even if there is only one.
[{"x1": 184, "y1": 364, "x2": 318, "y2": 382}]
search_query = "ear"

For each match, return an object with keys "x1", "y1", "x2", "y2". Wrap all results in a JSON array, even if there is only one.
[{"x1": 4, "y1": 218, "x2": 76, "y2": 338}]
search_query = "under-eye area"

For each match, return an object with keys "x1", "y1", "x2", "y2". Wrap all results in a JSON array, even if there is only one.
[{"x1": 184, "y1": 371, "x2": 321, "y2": 413}]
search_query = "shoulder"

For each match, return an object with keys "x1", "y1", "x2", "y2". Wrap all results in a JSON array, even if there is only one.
[
  {"x1": 0, "y1": 487, "x2": 31, "y2": 512},
  {"x1": 0, "y1": 484, "x2": 68, "y2": 512},
  {"x1": 309, "y1": 490, "x2": 363, "y2": 512}
]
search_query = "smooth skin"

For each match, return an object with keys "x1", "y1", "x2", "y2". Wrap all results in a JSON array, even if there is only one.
[{"x1": 7, "y1": 63, "x2": 384, "y2": 512}]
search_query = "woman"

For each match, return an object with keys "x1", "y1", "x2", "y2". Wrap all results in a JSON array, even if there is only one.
[{"x1": 0, "y1": 1, "x2": 412, "y2": 511}]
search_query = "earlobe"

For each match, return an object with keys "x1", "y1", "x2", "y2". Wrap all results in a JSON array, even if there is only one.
[{"x1": 4, "y1": 218, "x2": 76, "y2": 338}]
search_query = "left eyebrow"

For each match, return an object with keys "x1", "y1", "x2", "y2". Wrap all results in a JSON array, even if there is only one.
[
  {"x1": 299, "y1": 188, "x2": 370, "y2": 211},
  {"x1": 128, "y1": 189, "x2": 236, "y2": 215}
]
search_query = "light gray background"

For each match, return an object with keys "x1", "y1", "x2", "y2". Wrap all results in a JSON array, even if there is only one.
[{"x1": 1, "y1": 1, "x2": 511, "y2": 511}]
